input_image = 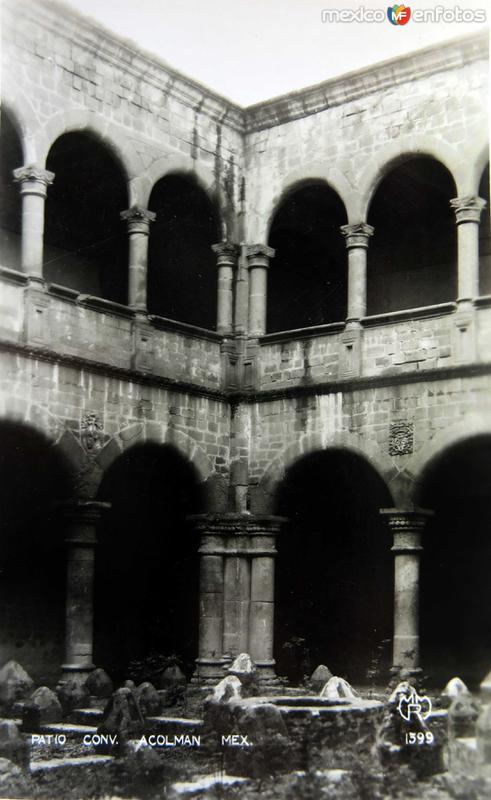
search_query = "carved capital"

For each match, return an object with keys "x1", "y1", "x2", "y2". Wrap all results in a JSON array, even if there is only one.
[
  {"x1": 246, "y1": 244, "x2": 275, "y2": 269},
  {"x1": 380, "y1": 508, "x2": 433, "y2": 553},
  {"x1": 340, "y1": 222, "x2": 374, "y2": 249},
  {"x1": 212, "y1": 241, "x2": 240, "y2": 267},
  {"x1": 13, "y1": 165, "x2": 54, "y2": 197},
  {"x1": 120, "y1": 205, "x2": 156, "y2": 234},
  {"x1": 450, "y1": 196, "x2": 487, "y2": 225}
]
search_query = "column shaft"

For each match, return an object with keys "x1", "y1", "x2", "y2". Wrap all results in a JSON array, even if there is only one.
[
  {"x1": 223, "y1": 556, "x2": 250, "y2": 657},
  {"x1": 246, "y1": 244, "x2": 274, "y2": 337},
  {"x1": 212, "y1": 242, "x2": 238, "y2": 335},
  {"x1": 121, "y1": 206, "x2": 156, "y2": 313},
  {"x1": 380, "y1": 508, "x2": 432, "y2": 676},
  {"x1": 249, "y1": 556, "x2": 275, "y2": 665},
  {"x1": 341, "y1": 223, "x2": 374, "y2": 322},
  {"x1": 198, "y1": 554, "x2": 224, "y2": 661},
  {"x1": 61, "y1": 501, "x2": 109, "y2": 675},
  {"x1": 450, "y1": 196, "x2": 486, "y2": 304},
  {"x1": 13, "y1": 166, "x2": 54, "y2": 279}
]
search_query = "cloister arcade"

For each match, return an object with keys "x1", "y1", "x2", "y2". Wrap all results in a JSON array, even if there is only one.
[
  {"x1": 0, "y1": 105, "x2": 488, "y2": 336},
  {"x1": 0, "y1": 21, "x2": 489, "y2": 695}
]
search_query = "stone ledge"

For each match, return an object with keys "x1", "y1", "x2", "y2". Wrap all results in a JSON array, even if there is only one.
[
  {"x1": 149, "y1": 314, "x2": 222, "y2": 342},
  {"x1": 362, "y1": 302, "x2": 457, "y2": 326},
  {"x1": 259, "y1": 321, "x2": 345, "y2": 344},
  {"x1": 0, "y1": 266, "x2": 28, "y2": 285}
]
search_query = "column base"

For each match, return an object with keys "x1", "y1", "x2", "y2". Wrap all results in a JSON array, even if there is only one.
[
  {"x1": 59, "y1": 663, "x2": 95, "y2": 686},
  {"x1": 192, "y1": 658, "x2": 228, "y2": 684}
]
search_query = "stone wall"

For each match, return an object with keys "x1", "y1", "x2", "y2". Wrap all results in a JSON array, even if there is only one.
[{"x1": 244, "y1": 36, "x2": 488, "y2": 241}]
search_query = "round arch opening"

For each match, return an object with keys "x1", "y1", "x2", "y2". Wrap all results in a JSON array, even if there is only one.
[
  {"x1": 147, "y1": 174, "x2": 220, "y2": 330},
  {"x1": 274, "y1": 448, "x2": 393, "y2": 685},
  {"x1": 419, "y1": 434, "x2": 491, "y2": 689},
  {"x1": 367, "y1": 156, "x2": 457, "y2": 315},
  {"x1": 45, "y1": 132, "x2": 129, "y2": 302},
  {"x1": 0, "y1": 421, "x2": 72, "y2": 684},
  {"x1": 0, "y1": 108, "x2": 23, "y2": 270},
  {"x1": 94, "y1": 443, "x2": 203, "y2": 682},
  {"x1": 267, "y1": 181, "x2": 348, "y2": 332}
]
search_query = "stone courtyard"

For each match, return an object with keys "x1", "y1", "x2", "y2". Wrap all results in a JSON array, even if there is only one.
[{"x1": 0, "y1": 0, "x2": 490, "y2": 796}]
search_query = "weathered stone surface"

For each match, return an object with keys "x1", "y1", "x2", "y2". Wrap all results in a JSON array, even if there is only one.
[
  {"x1": 98, "y1": 687, "x2": 145, "y2": 752},
  {"x1": 441, "y1": 677, "x2": 470, "y2": 708},
  {"x1": 226, "y1": 702, "x2": 293, "y2": 778},
  {"x1": 476, "y1": 704, "x2": 491, "y2": 764},
  {"x1": 0, "y1": 757, "x2": 29, "y2": 796},
  {"x1": 158, "y1": 665, "x2": 186, "y2": 690},
  {"x1": 0, "y1": 721, "x2": 29, "y2": 768},
  {"x1": 22, "y1": 686, "x2": 63, "y2": 728},
  {"x1": 56, "y1": 677, "x2": 90, "y2": 712},
  {"x1": 209, "y1": 675, "x2": 243, "y2": 703},
  {"x1": 448, "y1": 695, "x2": 481, "y2": 739},
  {"x1": 0, "y1": 661, "x2": 33, "y2": 708},
  {"x1": 137, "y1": 682, "x2": 161, "y2": 717},
  {"x1": 320, "y1": 676, "x2": 358, "y2": 701},
  {"x1": 85, "y1": 668, "x2": 113, "y2": 698},
  {"x1": 310, "y1": 665, "x2": 333, "y2": 692},
  {"x1": 227, "y1": 653, "x2": 257, "y2": 689}
]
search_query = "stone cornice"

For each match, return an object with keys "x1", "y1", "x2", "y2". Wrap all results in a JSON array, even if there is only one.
[{"x1": 243, "y1": 32, "x2": 489, "y2": 133}]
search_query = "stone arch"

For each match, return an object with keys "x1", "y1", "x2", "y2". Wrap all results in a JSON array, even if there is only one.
[
  {"x1": 137, "y1": 153, "x2": 217, "y2": 210},
  {"x1": 98, "y1": 421, "x2": 213, "y2": 488},
  {"x1": 258, "y1": 165, "x2": 354, "y2": 244},
  {"x1": 38, "y1": 110, "x2": 140, "y2": 187},
  {"x1": 474, "y1": 139, "x2": 490, "y2": 196},
  {"x1": 256, "y1": 428, "x2": 397, "y2": 511},
  {"x1": 407, "y1": 412, "x2": 491, "y2": 505},
  {"x1": 357, "y1": 136, "x2": 463, "y2": 221},
  {"x1": 0, "y1": 78, "x2": 41, "y2": 163}
]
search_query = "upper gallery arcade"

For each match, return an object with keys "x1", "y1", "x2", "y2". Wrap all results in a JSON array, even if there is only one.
[{"x1": 0, "y1": 0, "x2": 490, "y2": 690}]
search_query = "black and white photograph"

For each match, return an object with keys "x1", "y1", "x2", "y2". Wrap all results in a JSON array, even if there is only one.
[{"x1": 0, "y1": 0, "x2": 489, "y2": 797}]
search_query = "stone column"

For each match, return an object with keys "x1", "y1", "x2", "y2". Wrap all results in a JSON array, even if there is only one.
[
  {"x1": 190, "y1": 516, "x2": 227, "y2": 682},
  {"x1": 246, "y1": 244, "x2": 275, "y2": 337},
  {"x1": 13, "y1": 165, "x2": 54, "y2": 281},
  {"x1": 249, "y1": 554, "x2": 276, "y2": 678},
  {"x1": 340, "y1": 222, "x2": 374, "y2": 323},
  {"x1": 188, "y1": 513, "x2": 284, "y2": 684},
  {"x1": 212, "y1": 242, "x2": 238, "y2": 335},
  {"x1": 223, "y1": 556, "x2": 251, "y2": 658},
  {"x1": 380, "y1": 509, "x2": 433, "y2": 679},
  {"x1": 61, "y1": 501, "x2": 110, "y2": 678},
  {"x1": 120, "y1": 205, "x2": 156, "y2": 315},
  {"x1": 450, "y1": 196, "x2": 486, "y2": 307}
]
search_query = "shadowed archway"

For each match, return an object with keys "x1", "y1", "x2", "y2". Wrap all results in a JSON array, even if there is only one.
[
  {"x1": 274, "y1": 448, "x2": 393, "y2": 684},
  {"x1": 419, "y1": 435, "x2": 491, "y2": 689},
  {"x1": 0, "y1": 421, "x2": 72, "y2": 683},
  {"x1": 95, "y1": 443, "x2": 203, "y2": 681},
  {"x1": 367, "y1": 156, "x2": 457, "y2": 314},
  {"x1": 267, "y1": 181, "x2": 348, "y2": 332}
]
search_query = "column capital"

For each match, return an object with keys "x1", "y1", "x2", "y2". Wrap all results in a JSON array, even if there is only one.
[
  {"x1": 120, "y1": 205, "x2": 156, "y2": 234},
  {"x1": 450, "y1": 196, "x2": 487, "y2": 224},
  {"x1": 380, "y1": 507, "x2": 433, "y2": 552},
  {"x1": 13, "y1": 165, "x2": 54, "y2": 197},
  {"x1": 246, "y1": 244, "x2": 275, "y2": 267},
  {"x1": 212, "y1": 241, "x2": 240, "y2": 264},
  {"x1": 340, "y1": 222, "x2": 374, "y2": 249},
  {"x1": 59, "y1": 500, "x2": 111, "y2": 543}
]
